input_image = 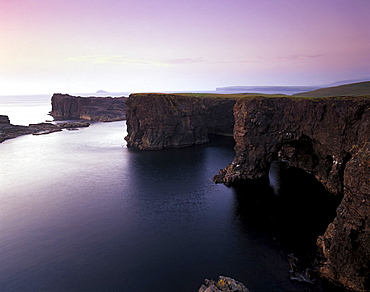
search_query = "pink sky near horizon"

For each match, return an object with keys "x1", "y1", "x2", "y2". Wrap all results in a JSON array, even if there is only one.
[{"x1": 0, "y1": 0, "x2": 369, "y2": 95}]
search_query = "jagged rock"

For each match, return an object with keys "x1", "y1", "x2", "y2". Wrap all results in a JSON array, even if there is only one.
[
  {"x1": 50, "y1": 93, "x2": 127, "y2": 122},
  {"x1": 0, "y1": 115, "x2": 10, "y2": 124},
  {"x1": 212, "y1": 96, "x2": 370, "y2": 291},
  {"x1": 124, "y1": 93, "x2": 236, "y2": 150},
  {"x1": 198, "y1": 276, "x2": 249, "y2": 292},
  {"x1": 0, "y1": 116, "x2": 90, "y2": 143},
  {"x1": 214, "y1": 96, "x2": 370, "y2": 195},
  {"x1": 317, "y1": 142, "x2": 370, "y2": 291}
]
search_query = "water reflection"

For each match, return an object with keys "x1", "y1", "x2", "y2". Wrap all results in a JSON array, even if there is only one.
[{"x1": 0, "y1": 120, "x2": 340, "y2": 291}]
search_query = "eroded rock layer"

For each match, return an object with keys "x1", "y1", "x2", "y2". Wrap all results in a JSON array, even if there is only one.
[
  {"x1": 50, "y1": 93, "x2": 127, "y2": 122},
  {"x1": 125, "y1": 93, "x2": 236, "y2": 150}
]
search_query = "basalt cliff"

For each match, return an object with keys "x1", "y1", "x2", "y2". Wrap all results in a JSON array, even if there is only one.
[
  {"x1": 125, "y1": 93, "x2": 236, "y2": 149},
  {"x1": 50, "y1": 93, "x2": 127, "y2": 122},
  {"x1": 125, "y1": 94, "x2": 370, "y2": 291},
  {"x1": 211, "y1": 96, "x2": 370, "y2": 291}
]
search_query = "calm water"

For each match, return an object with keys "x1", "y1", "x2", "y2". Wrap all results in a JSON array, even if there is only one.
[{"x1": 0, "y1": 95, "x2": 319, "y2": 291}]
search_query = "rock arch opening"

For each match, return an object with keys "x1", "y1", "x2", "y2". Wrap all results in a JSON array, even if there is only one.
[{"x1": 232, "y1": 166, "x2": 343, "y2": 287}]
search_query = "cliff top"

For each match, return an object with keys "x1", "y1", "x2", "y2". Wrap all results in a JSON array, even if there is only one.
[
  {"x1": 129, "y1": 92, "x2": 370, "y2": 101},
  {"x1": 292, "y1": 81, "x2": 370, "y2": 97},
  {"x1": 129, "y1": 92, "x2": 288, "y2": 99}
]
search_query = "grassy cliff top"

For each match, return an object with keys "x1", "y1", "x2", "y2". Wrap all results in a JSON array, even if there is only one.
[
  {"x1": 292, "y1": 81, "x2": 370, "y2": 97},
  {"x1": 129, "y1": 92, "x2": 370, "y2": 101},
  {"x1": 129, "y1": 92, "x2": 288, "y2": 99}
]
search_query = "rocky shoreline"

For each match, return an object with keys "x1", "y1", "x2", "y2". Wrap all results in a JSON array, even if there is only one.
[
  {"x1": 1, "y1": 93, "x2": 128, "y2": 143},
  {"x1": 0, "y1": 114, "x2": 90, "y2": 143}
]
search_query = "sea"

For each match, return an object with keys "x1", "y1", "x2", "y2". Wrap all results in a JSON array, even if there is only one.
[{"x1": 0, "y1": 94, "x2": 338, "y2": 291}]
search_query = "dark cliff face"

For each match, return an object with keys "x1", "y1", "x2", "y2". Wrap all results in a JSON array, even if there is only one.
[
  {"x1": 0, "y1": 115, "x2": 11, "y2": 125},
  {"x1": 317, "y1": 142, "x2": 370, "y2": 291},
  {"x1": 125, "y1": 93, "x2": 236, "y2": 150},
  {"x1": 214, "y1": 96, "x2": 370, "y2": 291},
  {"x1": 125, "y1": 93, "x2": 370, "y2": 290},
  {"x1": 201, "y1": 97, "x2": 236, "y2": 136},
  {"x1": 50, "y1": 93, "x2": 127, "y2": 122},
  {"x1": 214, "y1": 96, "x2": 370, "y2": 195}
]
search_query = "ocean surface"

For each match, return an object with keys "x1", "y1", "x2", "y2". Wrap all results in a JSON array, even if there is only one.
[{"x1": 0, "y1": 94, "x2": 333, "y2": 291}]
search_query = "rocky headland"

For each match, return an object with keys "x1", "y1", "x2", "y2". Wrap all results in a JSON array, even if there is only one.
[
  {"x1": 0, "y1": 115, "x2": 90, "y2": 143},
  {"x1": 50, "y1": 93, "x2": 127, "y2": 122},
  {"x1": 212, "y1": 96, "x2": 370, "y2": 291},
  {"x1": 125, "y1": 93, "x2": 370, "y2": 291},
  {"x1": 125, "y1": 93, "x2": 237, "y2": 150}
]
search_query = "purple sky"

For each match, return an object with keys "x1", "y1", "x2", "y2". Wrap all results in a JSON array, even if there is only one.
[{"x1": 1, "y1": 0, "x2": 369, "y2": 94}]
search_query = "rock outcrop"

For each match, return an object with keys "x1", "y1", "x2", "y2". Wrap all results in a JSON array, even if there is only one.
[
  {"x1": 213, "y1": 96, "x2": 370, "y2": 291},
  {"x1": 317, "y1": 142, "x2": 370, "y2": 291},
  {"x1": 50, "y1": 93, "x2": 127, "y2": 122},
  {"x1": 198, "y1": 276, "x2": 249, "y2": 292},
  {"x1": 0, "y1": 115, "x2": 10, "y2": 125},
  {"x1": 0, "y1": 115, "x2": 90, "y2": 143},
  {"x1": 125, "y1": 93, "x2": 237, "y2": 150}
]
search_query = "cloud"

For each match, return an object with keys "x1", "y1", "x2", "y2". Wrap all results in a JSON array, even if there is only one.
[
  {"x1": 68, "y1": 55, "x2": 207, "y2": 66},
  {"x1": 278, "y1": 54, "x2": 323, "y2": 61},
  {"x1": 164, "y1": 58, "x2": 206, "y2": 64},
  {"x1": 67, "y1": 55, "x2": 164, "y2": 66}
]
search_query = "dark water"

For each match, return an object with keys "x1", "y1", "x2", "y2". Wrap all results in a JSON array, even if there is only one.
[{"x1": 0, "y1": 95, "x2": 339, "y2": 291}]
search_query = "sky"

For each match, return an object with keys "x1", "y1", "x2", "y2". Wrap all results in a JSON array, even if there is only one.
[{"x1": 0, "y1": 0, "x2": 370, "y2": 95}]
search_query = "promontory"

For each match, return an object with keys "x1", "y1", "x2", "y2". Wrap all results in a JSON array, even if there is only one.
[
  {"x1": 124, "y1": 92, "x2": 370, "y2": 291},
  {"x1": 50, "y1": 93, "x2": 127, "y2": 122}
]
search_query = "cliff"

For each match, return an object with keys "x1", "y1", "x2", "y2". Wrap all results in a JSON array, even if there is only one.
[
  {"x1": 124, "y1": 93, "x2": 370, "y2": 290},
  {"x1": 50, "y1": 93, "x2": 127, "y2": 122},
  {"x1": 125, "y1": 93, "x2": 237, "y2": 150},
  {"x1": 214, "y1": 97, "x2": 369, "y2": 193},
  {"x1": 213, "y1": 96, "x2": 370, "y2": 291},
  {"x1": 317, "y1": 142, "x2": 370, "y2": 291}
]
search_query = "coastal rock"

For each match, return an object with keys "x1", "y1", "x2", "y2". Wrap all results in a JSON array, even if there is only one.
[
  {"x1": 0, "y1": 115, "x2": 10, "y2": 124},
  {"x1": 317, "y1": 142, "x2": 370, "y2": 291},
  {"x1": 123, "y1": 93, "x2": 370, "y2": 290},
  {"x1": 50, "y1": 93, "x2": 127, "y2": 122},
  {"x1": 198, "y1": 276, "x2": 249, "y2": 292},
  {"x1": 214, "y1": 96, "x2": 370, "y2": 195},
  {"x1": 125, "y1": 93, "x2": 236, "y2": 150},
  {"x1": 0, "y1": 116, "x2": 90, "y2": 143},
  {"x1": 213, "y1": 96, "x2": 370, "y2": 291}
]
